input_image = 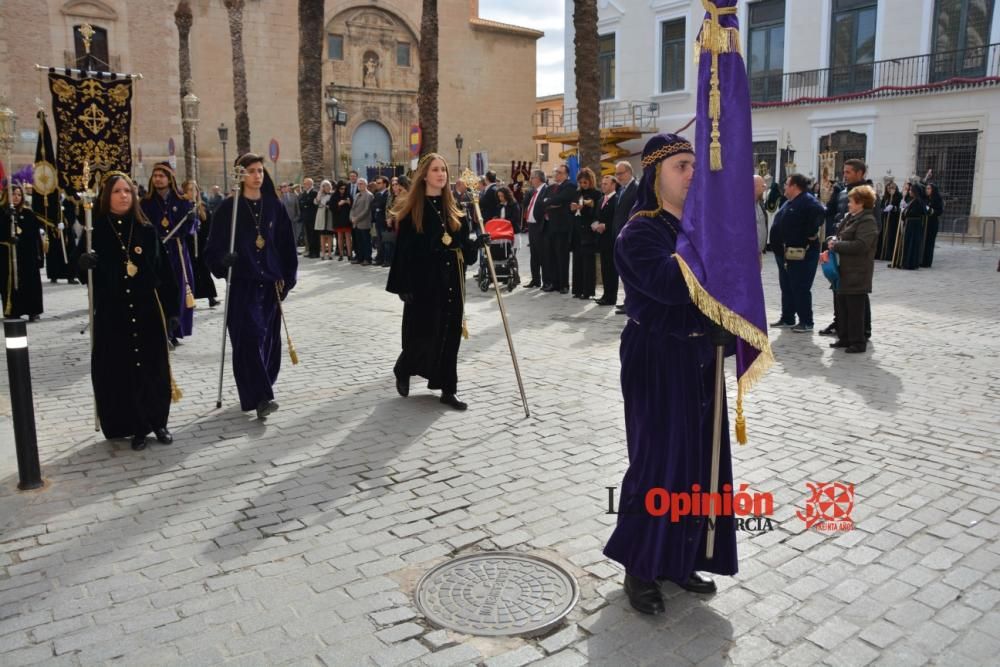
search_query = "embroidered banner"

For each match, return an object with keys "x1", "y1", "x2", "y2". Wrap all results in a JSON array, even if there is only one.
[{"x1": 48, "y1": 72, "x2": 132, "y2": 192}]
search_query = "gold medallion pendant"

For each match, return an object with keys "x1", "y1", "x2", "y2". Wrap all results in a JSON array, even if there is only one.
[
  {"x1": 125, "y1": 260, "x2": 138, "y2": 278},
  {"x1": 255, "y1": 234, "x2": 266, "y2": 250},
  {"x1": 441, "y1": 232, "x2": 452, "y2": 246},
  {"x1": 161, "y1": 217, "x2": 170, "y2": 228}
]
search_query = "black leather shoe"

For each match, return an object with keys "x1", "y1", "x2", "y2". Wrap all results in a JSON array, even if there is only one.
[
  {"x1": 845, "y1": 344, "x2": 867, "y2": 353},
  {"x1": 818, "y1": 323, "x2": 837, "y2": 336},
  {"x1": 256, "y1": 400, "x2": 279, "y2": 420},
  {"x1": 615, "y1": 306, "x2": 626, "y2": 315},
  {"x1": 680, "y1": 571, "x2": 717, "y2": 595},
  {"x1": 541, "y1": 285, "x2": 555, "y2": 292},
  {"x1": 67, "y1": 278, "x2": 79, "y2": 285},
  {"x1": 440, "y1": 394, "x2": 467, "y2": 411},
  {"x1": 396, "y1": 374, "x2": 409, "y2": 397},
  {"x1": 524, "y1": 281, "x2": 540, "y2": 288},
  {"x1": 131, "y1": 435, "x2": 147, "y2": 451},
  {"x1": 559, "y1": 287, "x2": 569, "y2": 294},
  {"x1": 624, "y1": 574, "x2": 664, "y2": 615},
  {"x1": 593, "y1": 298, "x2": 614, "y2": 306},
  {"x1": 154, "y1": 428, "x2": 173, "y2": 444},
  {"x1": 829, "y1": 341, "x2": 850, "y2": 348}
]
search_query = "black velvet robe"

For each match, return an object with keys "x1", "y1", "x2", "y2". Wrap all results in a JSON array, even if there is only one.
[
  {"x1": 7, "y1": 208, "x2": 44, "y2": 317},
  {"x1": 87, "y1": 213, "x2": 179, "y2": 440},
  {"x1": 386, "y1": 197, "x2": 477, "y2": 395},
  {"x1": 191, "y1": 204, "x2": 218, "y2": 300}
]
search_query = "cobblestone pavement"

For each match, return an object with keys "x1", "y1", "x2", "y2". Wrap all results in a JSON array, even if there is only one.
[{"x1": 0, "y1": 239, "x2": 997, "y2": 666}]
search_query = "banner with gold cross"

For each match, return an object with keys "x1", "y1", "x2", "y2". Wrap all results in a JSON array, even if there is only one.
[{"x1": 48, "y1": 72, "x2": 133, "y2": 193}]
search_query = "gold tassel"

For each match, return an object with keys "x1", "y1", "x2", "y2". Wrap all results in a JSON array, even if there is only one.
[
  {"x1": 154, "y1": 292, "x2": 183, "y2": 403},
  {"x1": 275, "y1": 284, "x2": 299, "y2": 365},
  {"x1": 735, "y1": 390, "x2": 746, "y2": 445},
  {"x1": 288, "y1": 340, "x2": 299, "y2": 365},
  {"x1": 170, "y1": 374, "x2": 183, "y2": 402},
  {"x1": 710, "y1": 136, "x2": 723, "y2": 172},
  {"x1": 185, "y1": 285, "x2": 196, "y2": 308},
  {"x1": 462, "y1": 319, "x2": 469, "y2": 340}
]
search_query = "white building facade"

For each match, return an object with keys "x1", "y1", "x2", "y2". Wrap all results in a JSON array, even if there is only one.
[{"x1": 562, "y1": 0, "x2": 1000, "y2": 234}]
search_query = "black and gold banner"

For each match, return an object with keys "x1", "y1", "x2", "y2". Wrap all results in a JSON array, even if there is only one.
[{"x1": 48, "y1": 72, "x2": 133, "y2": 192}]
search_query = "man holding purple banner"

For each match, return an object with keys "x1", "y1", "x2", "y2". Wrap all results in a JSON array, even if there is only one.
[{"x1": 604, "y1": 0, "x2": 773, "y2": 616}]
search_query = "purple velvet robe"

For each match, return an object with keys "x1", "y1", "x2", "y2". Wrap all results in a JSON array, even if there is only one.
[
  {"x1": 204, "y1": 194, "x2": 298, "y2": 412},
  {"x1": 604, "y1": 210, "x2": 738, "y2": 584},
  {"x1": 141, "y1": 191, "x2": 196, "y2": 337}
]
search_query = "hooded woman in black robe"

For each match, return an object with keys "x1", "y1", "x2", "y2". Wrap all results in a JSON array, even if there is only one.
[
  {"x1": 386, "y1": 153, "x2": 489, "y2": 410},
  {"x1": 78, "y1": 173, "x2": 181, "y2": 451},
  {"x1": 922, "y1": 183, "x2": 943, "y2": 267},
  {"x1": 2, "y1": 184, "x2": 44, "y2": 320}
]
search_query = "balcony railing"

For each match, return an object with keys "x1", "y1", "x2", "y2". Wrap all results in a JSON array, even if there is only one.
[
  {"x1": 534, "y1": 100, "x2": 660, "y2": 136},
  {"x1": 752, "y1": 43, "x2": 1000, "y2": 108}
]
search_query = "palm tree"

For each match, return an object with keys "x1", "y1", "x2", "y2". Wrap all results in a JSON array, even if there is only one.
[
  {"x1": 418, "y1": 0, "x2": 439, "y2": 154},
  {"x1": 174, "y1": 1, "x2": 195, "y2": 180},
  {"x1": 574, "y1": 0, "x2": 601, "y2": 174},
  {"x1": 297, "y1": 0, "x2": 325, "y2": 179},
  {"x1": 224, "y1": 0, "x2": 251, "y2": 156}
]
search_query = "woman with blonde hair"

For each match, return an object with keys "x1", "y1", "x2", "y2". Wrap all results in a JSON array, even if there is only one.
[
  {"x1": 313, "y1": 180, "x2": 334, "y2": 259},
  {"x1": 386, "y1": 154, "x2": 489, "y2": 410}
]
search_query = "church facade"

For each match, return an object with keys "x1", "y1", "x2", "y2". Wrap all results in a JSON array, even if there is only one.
[{"x1": 0, "y1": 0, "x2": 542, "y2": 186}]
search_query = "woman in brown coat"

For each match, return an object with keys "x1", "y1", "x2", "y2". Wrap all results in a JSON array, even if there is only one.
[{"x1": 825, "y1": 185, "x2": 878, "y2": 353}]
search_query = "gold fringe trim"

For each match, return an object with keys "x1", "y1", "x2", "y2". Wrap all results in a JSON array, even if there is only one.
[
  {"x1": 693, "y1": 1, "x2": 740, "y2": 173},
  {"x1": 153, "y1": 291, "x2": 183, "y2": 403},
  {"x1": 673, "y1": 252, "x2": 773, "y2": 445}
]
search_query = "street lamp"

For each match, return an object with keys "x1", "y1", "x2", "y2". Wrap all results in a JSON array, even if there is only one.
[
  {"x1": 182, "y1": 84, "x2": 200, "y2": 183},
  {"x1": 217, "y1": 122, "x2": 229, "y2": 191},
  {"x1": 455, "y1": 133, "x2": 463, "y2": 173},
  {"x1": 0, "y1": 102, "x2": 17, "y2": 243},
  {"x1": 325, "y1": 95, "x2": 349, "y2": 180}
]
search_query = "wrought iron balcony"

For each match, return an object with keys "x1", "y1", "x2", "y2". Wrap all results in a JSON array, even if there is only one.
[
  {"x1": 533, "y1": 100, "x2": 660, "y2": 138},
  {"x1": 751, "y1": 43, "x2": 1000, "y2": 108}
]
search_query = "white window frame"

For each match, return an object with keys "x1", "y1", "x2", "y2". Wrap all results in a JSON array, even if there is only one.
[
  {"x1": 597, "y1": 30, "x2": 619, "y2": 102},
  {"x1": 651, "y1": 4, "x2": 692, "y2": 102}
]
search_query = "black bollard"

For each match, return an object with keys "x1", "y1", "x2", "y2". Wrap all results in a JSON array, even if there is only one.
[{"x1": 3, "y1": 319, "x2": 43, "y2": 490}]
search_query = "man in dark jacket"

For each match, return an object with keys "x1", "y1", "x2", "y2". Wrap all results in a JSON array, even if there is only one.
[
  {"x1": 371, "y1": 177, "x2": 390, "y2": 265},
  {"x1": 820, "y1": 159, "x2": 873, "y2": 338},
  {"x1": 298, "y1": 178, "x2": 319, "y2": 259},
  {"x1": 610, "y1": 161, "x2": 638, "y2": 311},
  {"x1": 479, "y1": 171, "x2": 500, "y2": 222},
  {"x1": 521, "y1": 170, "x2": 548, "y2": 287},
  {"x1": 594, "y1": 174, "x2": 619, "y2": 305},
  {"x1": 770, "y1": 173, "x2": 825, "y2": 332},
  {"x1": 541, "y1": 164, "x2": 577, "y2": 294}
]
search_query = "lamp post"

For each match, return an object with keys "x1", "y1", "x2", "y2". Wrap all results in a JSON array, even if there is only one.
[
  {"x1": 182, "y1": 84, "x2": 200, "y2": 183},
  {"x1": 455, "y1": 133, "x2": 463, "y2": 173},
  {"x1": 325, "y1": 96, "x2": 339, "y2": 180},
  {"x1": 217, "y1": 122, "x2": 228, "y2": 191}
]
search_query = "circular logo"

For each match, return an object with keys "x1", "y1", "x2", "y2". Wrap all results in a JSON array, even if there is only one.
[{"x1": 33, "y1": 161, "x2": 58, "y2": 196}]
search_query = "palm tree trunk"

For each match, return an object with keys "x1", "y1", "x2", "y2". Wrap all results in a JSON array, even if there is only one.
[
  {"x1": 418, "y1": 0, "x2": 439, "y2": 155},
  {"x1": 224, "y1": 0, "x2": 251, "y2": 156},
  {"x1": 574, "y1": 0, "x2": 601, "y2": 174},
  {"x1": 175, "y1": 1, "x2": 195, "y2": 181},
  {"x1": 297, "y1": 0, "x2": 325, "y2": 180}
]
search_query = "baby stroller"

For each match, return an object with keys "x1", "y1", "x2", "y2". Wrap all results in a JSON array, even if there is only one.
[{"x1": 477, "y1": 218, "x2": 520, "y2": 292}]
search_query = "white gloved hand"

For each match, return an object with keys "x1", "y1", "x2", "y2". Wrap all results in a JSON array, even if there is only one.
[{"x1": 58, "y1": 222, "x2": 65, "y2": 230}]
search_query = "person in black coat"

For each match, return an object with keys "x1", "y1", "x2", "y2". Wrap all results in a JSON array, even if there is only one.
[
  {"x1": 1, "y1": 185, "x2": 44, "y2": 320},
  {"x1": 298, "y1": 178, "x2": 320, "y2": 258},
  {"x1": 570, "y1": 168, "x2": 600, "y2": 299},
  {"x1": 495, "y1": 186, "x2": 521, "y2": 229},
  {"x1": 386, "y1": 154, "x2": 490, "y2": 411},
  {"x1": 608, "y1": 161, "x2": 638, "y2": 308},
  {"x1": 922, "y1": 183, "x2": 943, "y2": 267},
  {"x1": 182, "y1": 179, "x2": 219, "y2": 308},
  {"x1": 542, "y1": 164, "x2": 577, "y2": 294},
  {"x1": 521, "y1": 170, "x2": 548, "y2": 288},
  {"x1": 479, "y1": 171, "x2": 500, "y2": 222},
  {"x1": 77, "y1": 173, "x2": 180, "y2": 451},
  {"x1": 371, "y1": 176, "x2": 390, "y2": 265},
  {"x1": 594, "y1": 174, "x2": 619, "y2": 305}
]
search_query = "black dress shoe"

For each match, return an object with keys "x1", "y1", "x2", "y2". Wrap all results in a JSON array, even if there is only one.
[
  {"x1": 396, "y1": 374, "x2": 410, "y2": 397},
  {"x1": 541, "y1": 284, "x2": 555, "y2": 292},
  {"x1": 67, "y1": 278, "x2": 79, "y2": 285},
  {"x1": 154, "y1": 427, "x2": 173, "y2": 444},
  {"x1": 170, "y1": 337, "x2": 181, "y2": 347},
  {"x1": 845, "y1": 344, "x2": 867, "y2": 353},
  {"x1": 624, "y1": 574, "x2": 664, "y2": 615},
  {"x1": 594, "y1": 298, "x2": 614, "y2": 306},
  {"x1": 256, "y1": 400, "x2": 279, "y2": 420},
  {"x1": 818, "y1": 323, "x2": 837, "y2": 336},
  {"x1": 440, "y1": 394, "x2": 467, "y2": 411},
  {"x1": 559, "y1": 287, "x2": 569, "y2": 294},
  {"x1": 680, "y1": 571, "x2": 717, "y2": 595},
  {"x1": 131, "y1": 435, "x2": 147, "y2": 451},
  {"x1": 524, "y1": 281, "x2": 540, "y2": 288},
  {"x1": 615, "y1": 306, "x2": 626, "y2": 315},
  {"x1": 829, "y1": 341, "x2": 850, "y2": 348}
]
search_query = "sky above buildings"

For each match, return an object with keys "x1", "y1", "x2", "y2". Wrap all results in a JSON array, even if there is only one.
[{"x1": 480, "y1": 0, "x2": 565, "y2": 97}]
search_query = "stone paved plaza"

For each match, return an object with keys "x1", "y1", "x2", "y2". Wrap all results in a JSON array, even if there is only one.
[{"x1": 0, "y1": 240, "x2": 998, "y2": 666}]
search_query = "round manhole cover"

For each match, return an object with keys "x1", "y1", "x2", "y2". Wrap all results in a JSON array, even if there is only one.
[{"x1": 415, "y1": 552, "x2": 579, "y2": 637}]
